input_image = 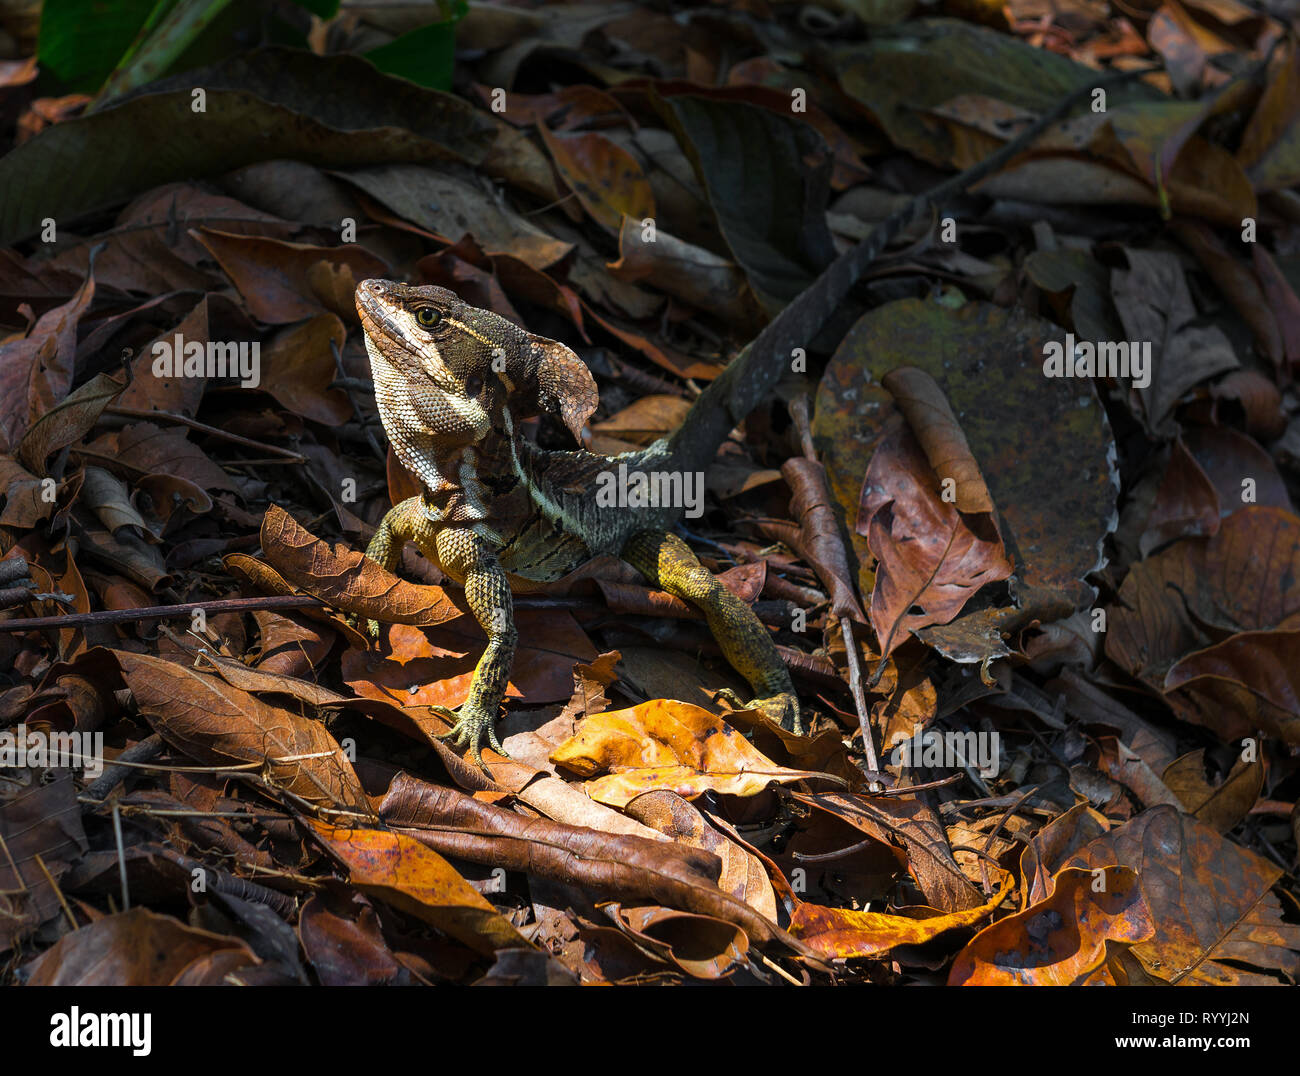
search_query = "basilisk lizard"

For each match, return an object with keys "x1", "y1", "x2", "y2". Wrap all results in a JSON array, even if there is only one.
[{"x1": 355, "y1": 72, "x2": 1138, "y2": 770}]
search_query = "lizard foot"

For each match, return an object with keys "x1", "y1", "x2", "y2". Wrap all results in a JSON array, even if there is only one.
[
  {"x1": 342, "y1": 610, "x2": 382, "y2": 641},
  {"x1": 432, "y1": 702, "x2": 507, "y2": 774},
  {"x1": 714, "y1": 689, "x2": 803, "y2": 736}
]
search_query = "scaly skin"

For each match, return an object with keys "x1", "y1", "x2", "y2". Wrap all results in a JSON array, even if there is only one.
[
  {"x1": 356, "y1": 281, "x2": 800, "y2": 770},
  {"x1": 355, "y1": 74, "x2": 1128, "y2": 767}
]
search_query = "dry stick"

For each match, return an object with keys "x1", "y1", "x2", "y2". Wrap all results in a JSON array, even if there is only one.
[
  {"x1": 111, "y1": 803, "x2": 130, "y2": 912},
  {"x1": 0, "y1": 590, "x2": 804, "y2": 634},
  {"x1": 82, "y1": 733, "x2": 164, "y2": 803},
  {"x1": 786, "y1": 396, "x2": 882, "y2": 786},
  {"x1": 104, "y1": 405, "x2": 307, "y2": 462},
  {"x1": 33, "y1": 853, "x2": 78, "y2": 931}
]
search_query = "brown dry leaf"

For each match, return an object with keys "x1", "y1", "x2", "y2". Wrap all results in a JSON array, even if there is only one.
[
  {"x1": 1171, "y1": 218, "x2": 1285, "y2": 369},
  {"x1": 538, "y1": 126, "x2": 655, "y2": 234},
  {"x1": 305, "y1": 819, "x2": 531, "y2": 957},
  {"x1": 591, "y1": 394, "x2": 691, "y2": 446},
  {"x1": 194, "y1": 228, "x2": 388, "y2": 324},
  {"x1": 792, "y1": 792, "x2": 984, "y2": 912},
  {"x1": 1251, "y1": 244, "x2": 1300, "y2": 370},
  {"x1": 259, "y1": 504, "x2": 469, "y2": 627},
  {"x1": 0, "y1": 266, "x2": 94, "y2": 453},
  {"x1": 258, "y1": 313, "x2": 351, "y2": 425},
  {"x1": 623, "y1": 789, "x2": 778, "y2": 923},
  {"x1": 23, "y1": 907, "x2": 260, "y2": 985},
  {"x1": 948, "y1": 866, "x2": 1153, "y2": 985},
  {"x1": 481, "y1": 83, "x2": 627, "y2": 130},
  {"x1": 1060, "y1": 804, "x2": 1300, "y2": 984},
  {"x1": 1164, "y1": 629, "x2": 1300, "y2": 745},
  {"x1": 376, "y1": 773, "x2": 796, "y2": 949},
  {"x1": 791, "y1": 870, "x2": 1013, "y2": 960},
  {"x1": 549, "y1": 699, "x2": 828, "y2": 808},
  {"x1": 782, "y1": 456, "x2": 866, "y2": 622},
  {"x1": 0, "y1": 776, "x2": 87, "y2": 952},
  {"x1": 83, "y1": 422, "x2": 237, "y2": 492},
  {"x1": 607, "y1": 217, "x2": 752, "y2": 326},
  {"x1": 601, "y1": 902, "x2": 748, "y2": 979},
  {"x1": 113, "y1": 649, "x2": 370, "y2": 812},
  {"x1": 1107, "y1": 507, "x2": 1300, "y2": 710},
  {"x1": 251, "y1": 609, "x2": 335, "y2": 677},
  {"x1": 1236, "y1": 37, "x2": 1300, "y2": 192},
  {"x1": 1161, "y1": 749, "x2": 1263, "y2": 831},
  {"x1": 1111, "y1": 247, "x2": 1240, "y2": 432},
  {"x1": 298, "y1": 889, "x2": 405, "y2": 986},
  {"x1": 16, "y1": 370, "x2": 123, "y2": 473},
  {"x1": 860, "y1": 415, "x2": 1012, "y2": 656},
  {"x1": 881, "y1": 366, "x2": 994, "y2": 514},
  {"x1": 1138, "y1": 437, "x2": 1220, "y2": 555},
  {"x1": 342, "y1": 613, "x2": 596, "y2": 710},
  {"x1": 0, "y1": 455, "x2": 49, "y2": 527}
]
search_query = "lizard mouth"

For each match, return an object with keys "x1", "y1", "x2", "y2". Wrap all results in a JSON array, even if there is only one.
[{"x1": 355, "y1": 278, "x2": 432, "y2": 370}]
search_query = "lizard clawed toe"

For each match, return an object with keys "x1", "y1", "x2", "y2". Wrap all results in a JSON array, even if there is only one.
[
  {"x1": 432, "y1": 703, "x2": 507, "y2": 774},
  {"x1": 714, "y1": 688, "x2": 804, "y2": 736}
]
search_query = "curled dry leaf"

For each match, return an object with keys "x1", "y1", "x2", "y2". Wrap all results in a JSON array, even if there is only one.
[
  {"x1": 624, "y1": 789, "x2": 778, "y2": 923},
  {"x1": 859, "y1": 415, "x2": 1012, "y2": 656},
  {"x1": 1060, "y1": 804, "x2": 1300, "y2": 985},
  {"x1": 781, "y1": 455, "x2": 866, "y2": 622},
  {"x1": 947, "y1": 866, "x2": 1153, "y2": 985},
  {"x1": 791, "y1": 869, "x2": 1014, "y2": 960},
  {"x1": 880, "y1": 366, "x2": 994, "y2": 514},
  {"x1": 23, "y1": 907, "x2": 261, "y2": 986},
  {"x1": 550, "y1": 699, "x2": 831, "y2": 808},
  {"x1": 258, "y1": 504, "x2": 470, "y2": 627},
  {"x1": 113, "y1": 649, "x2": 370, "y2": 813},
  {"x1": 377, "y1": 772, "x2": 801, "y2": 950},
  {"x1": 305, "y1": 818, "x2": 532, "y2": 958},
  {"x1": 601, "y1": 902, "x2": 749, "y2": 979}
]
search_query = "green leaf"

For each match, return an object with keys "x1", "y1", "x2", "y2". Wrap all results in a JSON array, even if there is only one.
[
  {"x1": 37, "y1": 0, "x2": 159, "y2": 93},
  {"x1": 365, "y1": 1, "x2": 467, "y2": 92},
  {"x1": 663, "y1": 95, "x2": 835, "y2": 315},
  {"x1": 92, "y1": 0, "x2": 237, "y2": 109},
  {"x1": 0, "y1": 48, "x2": 497, "y2": 247}
]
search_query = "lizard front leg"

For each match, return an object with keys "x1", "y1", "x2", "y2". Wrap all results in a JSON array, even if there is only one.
[
  {"x1": 621, "y1": 531, "x2": 802, "y2": 735},
  {"x1": 362, "y1": 496, "x2": 441, "y2": 638},
  {"x1": 430, "y1": 526, "x2": 516, "y2": 771}
]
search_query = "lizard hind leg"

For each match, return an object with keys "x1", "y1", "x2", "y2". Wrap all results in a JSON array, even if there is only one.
[{"x1": 620, "y1": 530, "x2": 802, "y2": 735}]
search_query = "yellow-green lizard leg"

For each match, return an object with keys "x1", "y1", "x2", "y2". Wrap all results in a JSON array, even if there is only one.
[
  {"x1": 621, "y1": 530, "x2": 802, "y2": 734},
  {"x1": 427, "y1": 526, "x2": 515, "y2": 771},
  {"x1": 364, "y1": 501, "x2": 513, "y2": 771},
  {"x1": 362, "y1": 496, "x2": 441, "y2": 637}
]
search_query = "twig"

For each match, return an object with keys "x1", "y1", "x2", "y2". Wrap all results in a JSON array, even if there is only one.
[{"x1": 105, "y1": 405, "x2": 307, "y2": 461}]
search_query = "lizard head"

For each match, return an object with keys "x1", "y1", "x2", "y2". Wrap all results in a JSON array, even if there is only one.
[{"x1": 355, "y1": 279, "x2": 597, "y2": 446}]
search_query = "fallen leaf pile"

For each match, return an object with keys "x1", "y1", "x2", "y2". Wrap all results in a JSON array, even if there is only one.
[{"x1": 0, "y1": 0, "x2": 1297, "y2": 986}]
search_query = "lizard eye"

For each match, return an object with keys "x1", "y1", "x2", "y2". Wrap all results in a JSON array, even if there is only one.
[{"x1": 415, "y1": 307, "x2": 441, "y2": 328}]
